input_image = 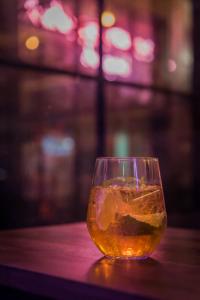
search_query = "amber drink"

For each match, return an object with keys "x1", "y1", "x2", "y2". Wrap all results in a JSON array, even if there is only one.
[{"x1": 87, "y1": 158, "x2": 167, "y2": 259}]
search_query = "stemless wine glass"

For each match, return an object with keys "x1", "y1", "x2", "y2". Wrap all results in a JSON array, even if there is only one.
[{"x1": 87, "y1": 157, "x2": 167, "y2": 260}]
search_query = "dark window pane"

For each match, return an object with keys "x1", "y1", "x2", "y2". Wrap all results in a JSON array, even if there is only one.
[{"x1": 0, "y1": 68, "x2": 96, "y2": 228}]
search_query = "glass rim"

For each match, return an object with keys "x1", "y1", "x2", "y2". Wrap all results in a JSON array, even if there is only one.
[{"x1": 96, "y1": 156, "x2": 159, "y2": 161}]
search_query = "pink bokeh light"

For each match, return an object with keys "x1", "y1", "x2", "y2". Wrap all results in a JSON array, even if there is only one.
[
  {"x1": 78, "y1": 22, "x2": 99, "y2": 47},
  {"x1": 41, "y1": 1, "x2": 74, "y2": 34},
  {"x1": 103, "y1": 55, "x2": 131, "y2": 77},
  {"x1": 133, "y1": 37, "x2": 155, "y2": 62},
  {"x1": 24, "y1": 0, "x2": 38, "y2": 10},
  {"x1": 104, "y1": 27, "x2": 132, "y2": 50},
  {"x1": 25, "y1": 1, "x2": 74, "y2": 34},
  {"x1": 80, "y1": 49, "x2": 131, "y2": 77},
  {"x1": 27, "y1": 7, "x2": 41, "y2": 26},
  {"x1": 168, "y1": 59, "x2": 177, "y2": 72},
  {"x1": 80, "y1": 47, "x2": 99, "y2": 69}
]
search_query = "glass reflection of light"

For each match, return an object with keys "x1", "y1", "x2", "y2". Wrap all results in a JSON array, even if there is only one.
[
  {"x1": 42, "y1": 136, "x2": 75, "y2": 157},
  {"x1": 101, "y1": 11, "x2": 115, "y2": 28},
  {"x1": 78, "y1": 22, "x2": 99, "y2": 47},
  {"x1": 25, "y1": 35, "x2": 40, "y2": 50},
  {"x1": 80, "y1": 47, "x2": 99, "y2": 69},
  {"x1": 103, "y1": 55, "x2": 131, "y2": 77},
  {"x1": 104, "y1": 27, "x2": 131, "y2": 50},
  {"x1": 41, "y1": 1, "x2": 74, "y2": 34},
  {"x1": 133, "y1": 37, "x2": 155, "y2": 62}
]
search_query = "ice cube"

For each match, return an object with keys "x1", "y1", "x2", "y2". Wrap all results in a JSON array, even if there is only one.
[
  {"x1": 96, "y1": 186, "x2": 122, "y2": 230},
  {"x1": 128, "y1": 188, "x2": 164, "y2": 214}
]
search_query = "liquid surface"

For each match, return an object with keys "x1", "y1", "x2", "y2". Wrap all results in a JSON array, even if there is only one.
[{"x1": 87, "y1": 181, "x2": 167, "y2": 259}]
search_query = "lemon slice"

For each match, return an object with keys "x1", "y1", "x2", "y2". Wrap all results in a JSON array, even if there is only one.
[{"x1": 129, "y1": 212, "x2": 165, "y2": 228}]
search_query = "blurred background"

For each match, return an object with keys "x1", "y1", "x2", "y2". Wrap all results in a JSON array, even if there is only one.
[{"x1": 0, "y1": 0, "x2": 199, "y2": 229}]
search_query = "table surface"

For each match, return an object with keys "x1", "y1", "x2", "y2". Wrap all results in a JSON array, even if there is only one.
[{"x1": 0, "y1": 223, "x2": 199, "y2": 300}]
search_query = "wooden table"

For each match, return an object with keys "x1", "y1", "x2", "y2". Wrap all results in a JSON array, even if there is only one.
[{"x1": 0, "y1": 223, "x2": 199, "y2": 300}]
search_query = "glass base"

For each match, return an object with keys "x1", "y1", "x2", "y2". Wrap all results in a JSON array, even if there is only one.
[{"x1": 105, "y1": 254, "x2": 150, "y2": 260}]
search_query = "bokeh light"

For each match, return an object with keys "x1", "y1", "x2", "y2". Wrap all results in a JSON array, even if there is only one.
[
  {"x1": 104, "y1": 27, "x2": 131, "y2": 50},
  {"x1": 103, "y1": 55, "x2": 131, "y2": 77},
  {"x1": 133, "y1": 37, "x2": 155, "y2": 62},
  {"x1": 78, "y1": 22, "x2": 99, "y2": 47},
  {"x1": 168, "y1": 59, "x2": 177, "y2": 72},
  {"x1": 25, "y1": 35, "x2": 40, "y2": 50},
  {"x1": 101, "y1": 11, "x2": 115, "y2": 27},
  {"x1": 24, "y1": 0, "x2": 38, "y2": 10},
  {"x1": 41, "y1": 2, "x2": 74, "y2": 34},
  {"x1": 80, "y1": 47, "x2": 99, "y2": 69},
  {"x1": 80, "y1": 50, "x2": 132, "y2": 77},
  {"x1": 42, "y1": 135, "x2": 75, "y2": 157},
  {"x1": 180, "y1": 48, "x2": 193, "y2": 66},
  {"x1": 27, "y1": 7, "x2": 41, "y2": 26}
]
